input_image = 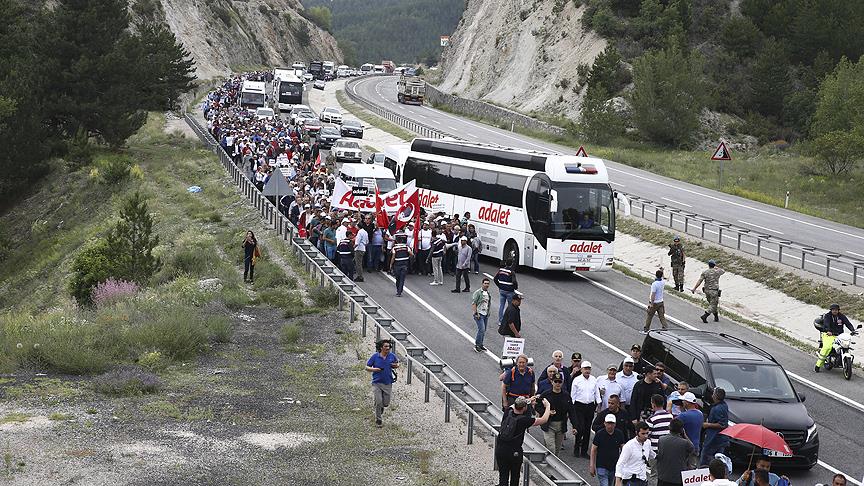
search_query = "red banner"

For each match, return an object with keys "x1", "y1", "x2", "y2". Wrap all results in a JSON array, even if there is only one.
[{"x1": 330, "y1": 179, "x2": 417, "y2": 215}]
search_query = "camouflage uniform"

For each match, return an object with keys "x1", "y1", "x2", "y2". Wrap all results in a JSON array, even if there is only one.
[
  {"x1": 694, "y1": 265, "x2": 725, "y2": 322},
  {"x1": 668, "y1": 242, "x2": 686, "y2": 291}
]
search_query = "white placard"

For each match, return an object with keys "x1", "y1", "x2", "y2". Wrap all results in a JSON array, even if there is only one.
[
  {"x1": 502, "y1": 337, "x2": 525, "y2": 358},
  {"x1": 681, "y1": 468, "x2": 711, "y2": 486}
]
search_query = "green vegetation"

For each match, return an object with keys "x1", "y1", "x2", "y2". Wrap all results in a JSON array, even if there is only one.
[
  {"x1": 301, "y1": 0, "x2": 464, "y2": 64},
  {"x1": 0, "y1": 412, "x2": 30, "y2": 425},
  {"x1": 302, "y1": 5, "x2": 332, "y2": 32}
]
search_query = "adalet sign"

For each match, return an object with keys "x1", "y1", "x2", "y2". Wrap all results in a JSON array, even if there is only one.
[
  {"x1": 502, "y1": 337, "x2": 525, "y2": 358},
  {"x1": 680, "y1": 468, "x2": 711, "y2": 486}
]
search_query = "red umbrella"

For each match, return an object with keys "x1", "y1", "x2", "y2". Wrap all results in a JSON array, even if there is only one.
[{"x1": 720, "y1": 423, "x2": 793, "y2": 456}]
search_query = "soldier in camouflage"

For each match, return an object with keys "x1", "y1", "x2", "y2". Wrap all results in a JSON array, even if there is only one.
[
  {"x1": 691, "y1": 259, "x2": 725, "y2": 323},
  {"x1": 668, "y1": 235, "x2": 686, "y2": 291}
]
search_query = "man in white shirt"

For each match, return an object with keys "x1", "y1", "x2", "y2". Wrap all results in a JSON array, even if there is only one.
[
  {"x1": 336, "y1": 218, "x2": 350, "y2": 242},
  {"x1": 616, "y1": 357, "x2": 639, "y2": 408},
  {"x1": 598, "y1": 364, "x2": 624, "y2": 411},
  {"x1": 417, "y1": 221, "x2": 433, "y2": 275},
  {"x1": 354, "y1": 224, "x2": 369, "y2": 282},
  {"x1": 700, "y1": 458, "x2": 737, "y2": 486},
  {"x1": 570, "y1": 361, "x2": 601, "y2": 458},
  {"x1": 615, "y1": 422, "x2": 654, "y2": 486},
  {"x1": 644, "y1": 269, "x2": 668, "y2": 333}
]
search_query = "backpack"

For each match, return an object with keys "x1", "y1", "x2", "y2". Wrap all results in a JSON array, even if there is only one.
[
  {"x1": 498, "y1": 409, "x2": 519, "y2": 442},
  {"x1": 497, "y1": 321, "x2": 510, "y2": 336}
]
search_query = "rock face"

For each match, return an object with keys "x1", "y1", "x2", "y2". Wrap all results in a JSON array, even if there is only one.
[
  {"x1": 152, "y1": 0, "x2": 342, "y2": 79},
  {"x1": 438, "y1": 0, "x2": 606, "y2": 120}
]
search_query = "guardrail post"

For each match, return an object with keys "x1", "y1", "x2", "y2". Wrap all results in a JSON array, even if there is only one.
[
  {"x1": 424, "y1": 370, "x2": 431, "y2": 403},
  {"x1": 641, "y1": 202, "x2": 646, "y2": 218},
  {"x1": 855, "y1": 265, "x2": 859, "y2": 286},
  {"x1": 350, "y1": 301, "x2": 356, "y2": 323},
  {"x1": 700, "y1": 221, "x2": 706, "y2": 239},
  {"x1": 467, "y1": 412, "x2": 474, "y2": 444},
  {"x1": 737, "y1": 232, "x2": 742, "y2": 250},
  {"x1": 361, "y1": 314, "x2": 367, "y2": 337},
  {"x1": 522, "y1": 462, "x2": 530, "y2": 486},
  {"x1": 319, "y1": 273, "x2": 325, "y2": 288},
  {"x1": 654, "y1": 207, "x2": 659, "y2": 223},
  {"x1": 406, "y1": 358, "x2": 412, "y2": 385},
  {"x1": 801, "y1": 252, "x2": 807, "y2": 270},
  {"x1": 375, "y1": 323, "x2": 381, "y2": 341},
  {"x1": 444, "y1": 393, "x2": 451, "y2": 423},
  {"x1": 756, "y1": 238, "x2": 762, "y2": 257},
  {"x1": 825, "y1": 257, "x2": 830, "y2": 276},
  {"x1": 778, "y1": 245, "x2": 784, "y2": 263},
  {"x1": 718, "y1": 226, "x2": 723, "y2": 245},
  {"x1": 338, "y1": 291, "x2": 344, "y2": 311}
]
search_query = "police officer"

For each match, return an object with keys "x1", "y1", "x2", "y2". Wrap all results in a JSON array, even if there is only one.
[
  {"x1": 494, "y1": 260, "x2": 518, "y2": 324},
  {"x1": 337, "y1": 230, "x2": 355, "y2": 281},
  {"x1": 691, "y1": 259, "x2": 725, "y2": 323},
  {"x1": 668, "y1": 236, "x2": 686, "y2": 292},
  {"x1": 390, "y1": 233, "x2": 413, "y2": 297}
]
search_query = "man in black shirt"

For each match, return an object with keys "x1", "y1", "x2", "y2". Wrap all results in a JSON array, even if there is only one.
[
  {"x1": 496, "y1": 395, "x2": 552, "y2": 486},
  {"x1": 591, "y1": 413, "x2": 627, "y2": 486},
  {"x1": 619, "y1": 344, "x2": 650, "y2": 375},
  {"x1": 536, "y1": 374, "x2": 575, "y2": 455},
  {"x1": 629, "y1": 366, "x2": 664, "y2": 423},
  {"x1": 498, "y1": 294, "x2": 523, "y2": 338},
  {"x1": 592, "y1": 394, "x2": 635, "y2": 440}
]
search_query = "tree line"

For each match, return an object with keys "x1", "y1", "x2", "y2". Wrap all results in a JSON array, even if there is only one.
[
  {"x1": 574, "y1": 0, "x2": 864, "y2": 173},
  {"x1": 0, "y1": 0, "x2": 195, "y2": 205},
  {"x1": 301, "y1": 0, "x2": 464, "y2": 65}
]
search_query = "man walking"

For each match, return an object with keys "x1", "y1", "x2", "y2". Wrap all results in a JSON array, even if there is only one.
[
  {"x1": 452, "y1": 236, "x2": 472, "y2": 293},
  {"x1": 668, "y1": 236, "x2": 686, "y2": 292},
  {"x1": 498, "y1": 294, "x2": 523, "y2": 338},
  {"x1": 676, "y1": 392, "x2": 704, "y2": 452},
  {"x1": 630, "y1": 366, "x2": 663, "y2": 424},
  {"x1": 699, "y1": 387, "x2": 729, "y2": 466},
  {"x1": 691, "y1": 260, "x2": 725, "y2": 323},
  {"x1": 495, "y1": 396, "x2": 551, "y2": 486},
  {"x1": 390, "y1": 234, "x2": 413, "y2": 297},
  {"x1": 501, "y1": 354, "x2": 535, "y2": 408},
  {"x1": 494, "y1": 261, "x2": 518, "y2": 324},
  {"x1": 644, "y1": 269, "x2": 669, "y2": 333},
  {"x1": 365, "y1": 339, "x2": 400, "y2": 427},
  {"x1": 593, "y1": 394, "x2": 635, "y2": 440},
  {"x1": 429, "y1": 232, "x2": 446, "y2": 285},
  {"x1": 536, "y1": 373, "x2": 575, "y2": 455},
  {"x1": 353, "y1": 224, "x2": 368, "y2": 282},
  {"x1": 471, "y1": 278, "x2": 492, "y2": 352},
  {"x1": 646, "y1": 394, "x2": 674, "y2": 486},
  {"x1": 336, "y1": 230, "x2": 355, "y2": 281},
  {"x1": 598, "y1": 364, "x2": 624, "y2": 411},
  {"x1": 615, "y1": 422, "x2": 654, "y2": 486},
  {"x1": 571, "y1": 361, "x2": 601, "y2": 458},
  {"x1": 591, "y1": 414, "x2": 627, "y2": 486},
  {"x1": 616, "y1": 357, "x2": 639, "y2": 409},
  {"x1": 417, "y1": 221, "x2": 432, "y2": 275},
  {"x1": 656, "y1": 419, "x2": 695, "y2": 486}
]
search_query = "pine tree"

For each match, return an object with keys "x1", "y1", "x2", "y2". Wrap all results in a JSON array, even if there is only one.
[
  {"x1": 578, "y1": 86, "x2": 625, "y2": 144},
  {"x1": 748, "y1": 38, "x2": 790, "y2": 120},
  {"x1": 135, "y1": 23, "x2": 196, "y2": 111},
  {"x1": 106, "y1": 192, "x2": 162, "y2": 284}
]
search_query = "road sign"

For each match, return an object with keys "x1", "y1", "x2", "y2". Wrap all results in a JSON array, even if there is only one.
[
  {"x1": 576, "y1": 146, "x2": 589, "y2": 157},
  {"x1": 711, "y1": 142, "x2": 731, "y2": 161},
  {"x1": 440, "y1": 36, "x2": 450, "y2": 47}
]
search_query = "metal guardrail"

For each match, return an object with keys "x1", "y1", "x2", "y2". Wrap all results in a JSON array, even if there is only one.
[
  {"x1": 343, "y1": 78, "x2": 864, "y2": 288},
  {"x1": 184, "y1": 113, "x2": 586, "y2": 486}
]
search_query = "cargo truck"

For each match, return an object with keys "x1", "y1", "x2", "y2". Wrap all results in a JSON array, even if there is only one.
[{"x1": 396, "y1": 74, "x2": 426, "y2": 105}]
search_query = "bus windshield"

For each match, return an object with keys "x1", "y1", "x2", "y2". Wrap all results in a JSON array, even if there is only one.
[
  {"x1": 549, "y1": 182, "x2": 614, "y2": 241},
  {"x1": 240, "y1": 92, "x2": 265, "y2": 107},
  {"x1": 280, "y1": 82, "x2": 302, "y2": 98}
]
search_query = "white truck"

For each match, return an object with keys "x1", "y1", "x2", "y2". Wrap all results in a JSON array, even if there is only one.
[
  {"x1": 322, "y1": 61, "x2": 335, "y2": 80},
  {"x1": 396, "y1": 74, "x2": 426, "y2": 105}
]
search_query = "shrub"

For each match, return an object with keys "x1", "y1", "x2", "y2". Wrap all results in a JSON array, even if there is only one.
[
  {"x1": 66, "y1": 127, "x2": 94, "y2": 168},
  {"x1": 94, "y1": 153, "x2": 133, "y2": 184},
  {"x1": 577, "y1": 86, "x2": 625, "y2": 144},
  {"x1": 303, "y1": 6, "x2": 332, "y2": 31},
  {"x1": 206, "y1": 315, "x2": 233, "y2": 343},
  {"x1": 92, "y1": 278, "x2": 139, "y2": 308},
  {"x1": 69, "y1": 240, "x2": 116, "y2": 306},
  {"x1": 92, "y1": 366, "x2": 162, "y2": 396},
  {"x1": 137, "y1": 350, "x2": 166, "y2": 371},
  {"x1": 220, "y1": 286, "x2": 252, "y2": 310},
  {"x1": 256, "y1": 287, "x2": 303, "y2": 309},
  {"x1": 280, "y1": 323, "x2": 301, "y2": 345},
  {"x1": 128, "y1": 304, "x2": 209, "y2": 359},
  {"x1": 309, "y1": 285, "x2": 338, "y2": 308},
  {"x1": 106, "y1": 192, "x2": 162, "y2": 284},
  {"x1": 168, "y1": 248, "x2": 216, "y2": 277},
  {"x1": 251, "y1": 259, "x2": 295, "y2": 289}
]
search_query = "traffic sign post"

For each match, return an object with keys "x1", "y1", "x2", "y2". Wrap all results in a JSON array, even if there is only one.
[
  {"x1": 576, "y1": 145, "x2": 589, "y2": 157},
  {"x1": 711, "y1": 142, "x2": 731, "y2": 188}
]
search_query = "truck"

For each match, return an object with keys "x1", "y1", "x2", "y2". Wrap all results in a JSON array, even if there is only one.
[
  {"x1": 382, "y1": 60, "x2": 395, "y2": 74},
  {"x1": 322, "y1": 61, "x2": 335, "y2": 80},
  {"x1": 396, "y1": 74, "x2": 426, "y2": 105},
  {"x1": 308, "y1": 60, "x2": 324, "y2": 80}
]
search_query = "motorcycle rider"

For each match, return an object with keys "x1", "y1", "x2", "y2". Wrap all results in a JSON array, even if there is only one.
[{"x1": 815, "y1": 303, "x2": 857, "y2": 372}]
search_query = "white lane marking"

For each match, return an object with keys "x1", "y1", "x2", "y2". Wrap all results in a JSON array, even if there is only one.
[
  {"x1": 575, "y1": 273, "x2": 864, "y2": 413},
  {"x1": 737, "y1": 220, "x2": 784, "y2": 235},
  {"x1": 610, "y1": 182, "x2": 626, "y2": 187},
  {"x1": 848, "y1": 251, "x2": 864, "y2": 259},
  {"x1": 448, "y1": 125, "x2": 460, "y2": 132},
  {"x1": 383, "y1": 273, "x2": 499, "y2": 360},
  {"x1": 661, "y1": 197, "x2": 692, "y2": 208},
  {"x1": 416, "y1": 113, "x2": 427, "y2": 119},
  {"x1": 581, "y1": 330, "x2": 628, "y2": 357}
]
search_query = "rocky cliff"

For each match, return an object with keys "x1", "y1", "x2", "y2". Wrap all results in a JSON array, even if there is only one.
[
  {"x1": 141, "y1": 0, "x2": 341, "y2": 79},
  {"x1": 438, "y1": 0, "x2": 606, "y2": 120}
]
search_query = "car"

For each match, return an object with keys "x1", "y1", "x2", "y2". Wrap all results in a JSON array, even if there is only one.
[
  {"x1": 340, "y1": 119, "x2": 364, "y2": 138},
  {"x1": 640, "y1": 330, "x2": 818, "y2": 469},
  {"x1": 254, "y1": 107, "x2": 275, "y2": 120},
  {"x1": 303, "y1": 73, "x2": 314, "y2": 82},
  {"x1": 299, "y1": 116, "x2": 321, "y2": 135},
  {"x1": 313, "y1": 79, "x2": 326, "y2": 90},
  {"x1": 288, "y1": 104, "x2": 312, "y2": 124},
  {"x1": 316, "y1": 126, "x2": 341, "y2": 148},
  {"x1": 336, "y1": 68, "x2": 350, "y2": 78},
  {"x1": 365, "y1": 152, "x2": 385, "y2": 165},
  {"x1": 332, "y1": 139, "x2": 362, "y2": 163},
  {"x1": 319, "y1": 107, "x2": 343, "y2": 124}
]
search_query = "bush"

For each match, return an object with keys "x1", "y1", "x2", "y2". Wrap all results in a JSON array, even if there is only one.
[
  {"x1": 69, "y1": 240, "x2": 116, "y2": 306},
  {"x1": 206, "y1": 315, "x2": 233, "y2": 343},
  {"x1": 137, "y1": 350, "x2": 166, "y2": 371},
  {"x1": 251, "y1": 259, "x2": 295, "y2": 289},
  {"x1": 66, "y1": 127, "x2": 94, "y2": 168},
  {"x1": 127, "y1": 304, "x2": 209, "y2": 359},
  {"x1": 168, "y1": 248, "x2": 216, "y2": 277},
  {"x1": 303, "y1": 6, "x2": 332, "y2": 31},
  {"x1": 92, "y1": 366, "x2": 162, "y2": 396},
  {"x1": 577, "y1": 86, "x2": 626, "y2": 144},
  {"x1": 92, "y1": 278, "x2": 139, "y2": 308},
  {"x1": 309, "y1": 285, "x2": 338, "y2": 308},
  {"x1": 280, "y1": 323, "x2": 301, "y2": 345},
  {"x1": 220, "y1": 286, "x2": 252, "y2": 310},
  {"x1": 94, "y1": 153, "x2": 133, "y2": 184},
  {"x1": 257, "y1": 287, "x2": 303, "y2": 309}
]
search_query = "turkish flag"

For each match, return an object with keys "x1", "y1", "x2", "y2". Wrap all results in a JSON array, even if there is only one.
[
  {"x1": 314, "y1": 152, "x2": 322, "y2": 168},
  {"x1": 374, "y1": 188, "x2": 389, "y2": 229},
  {"x1": 394, "y1": 188, "x2": 419, "y2": 233},
  {"x1": 298, "y1": 210, "x2": 307, "y2": 238}
]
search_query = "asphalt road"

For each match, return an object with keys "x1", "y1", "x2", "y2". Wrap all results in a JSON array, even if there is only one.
[
  {"x1": 348, "y1": 76, "x2": 864, "y2": 267},
  {"x1": 349, "y1": 258, "x2": 864, "y2": 485}
]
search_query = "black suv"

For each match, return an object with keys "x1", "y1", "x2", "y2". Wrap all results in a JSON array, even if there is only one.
[{"x1": 641, "y1": 330, "x2": 818, "y2": 469}]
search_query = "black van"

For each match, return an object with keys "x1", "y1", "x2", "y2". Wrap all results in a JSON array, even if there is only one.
[{"x1": 641, "y1": 330, "x2": 818, "y2": 469}]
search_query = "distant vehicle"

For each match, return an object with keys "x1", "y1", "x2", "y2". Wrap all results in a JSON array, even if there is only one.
[
  {"x1": 397, "y1": 74, "x2": 426, "y2": 105},
  {"x1": 239, "y1": 80, "x2": 266, "y2": 110},
  {"x1": 336, "y1": 68, "x2": 350, "y2": 78},
  {"x1": 303, "y1": 73, "x2": 314, "y2": 82},
  {"x1": 313, "y1": 79, "x2": 326, "y2": 90},
  {"x1": 372, "y1": 65, "x2": 385, "y2": 74},
  {"x1": 288, "y1": 104, "x2": 312, "y2": 124},
  {"x1": 291, "y1": 62, "x2": 306, "y2": 71},
  {"x1": 382, "y1": 60, "x2": 395, "y2": 74},
  {"x1": 404, "y1": 67, "x2": 417, "y2": 76},
  {"x1": 322, "y1": 61, "x2": 336, "y2": 80},
  {"x1": 316, "y1": 126, "x2": 341, "y2": 148},
  {"x1": 273, "y1": 73, "x2": 304, "y2": 111},
  {"x1": 340, "y1": 119, "x2": 364, "y2": 139},
  {"x1": 332, "y1": 139, "x2": 363, "y2": 163},
  {"x1": 299, "y1": 116, "x2": 321, "y2": 134},
  {"x1": 360, "y1": 63, "x2": 374, "y2": 74},
  {"x1": 309, "y1": 60, "x2": 324, "y2": 79},
  {"x1": 319, "y1": 107, "x2": 342, "y2": 124},
  {"x1": 366, "y1": 152, "x2": 386, "y2": 165},
  {"x1": 255, "y1": 107, "x2": 275, "y2": 120},
  {"x1": 339, "y1": 163, "x2": 397, "y2": 192},
  {"x1": 394, "y1": 67, "x2": 406, "y2": 75}
]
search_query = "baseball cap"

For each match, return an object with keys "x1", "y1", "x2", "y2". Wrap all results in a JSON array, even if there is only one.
[
  {"x1": 514, "y1": 396, "x2": 529, "y2": 409},
  {"x1": 830, "y1": 303, "x2": 840, "y2": 310},
  {"x1": 571, "y1": 352, "x2": 582, "y2": 360},
  {"x1": 708, "y1": 259, "x2": 716, "y2": 265},
  {"x1": 581, "y1": 361, "x2": 592, "y2": 369},
  {"x1": 623, "y1": 357, "x2": 635, "y2": 364},
  {"x1": 607, "y1": 364, "x2": 618, "y2": 371},
  {"x1": 304, "y1": 204, "x2": 310, "y2": 209},
  {"x1": 673, "y1": 235, "x2": 680, "y2": 241},
  {"x1": 682, "y1": 392, "x2": 697, "y2": 404},
  {"x1": 604, "y1": 414, "x2": 616, "y2": 423},
  {"x1": 631, "y1": 344, "x2": 641, "y2": 351}
]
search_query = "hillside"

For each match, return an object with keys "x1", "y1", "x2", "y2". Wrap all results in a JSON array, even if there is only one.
[
  {"x1": 144, "y1": 0, "x2": 342, "y2": 78},
  {"x1": 300, "y1": 0, "x2": 464, "y2": 64}
]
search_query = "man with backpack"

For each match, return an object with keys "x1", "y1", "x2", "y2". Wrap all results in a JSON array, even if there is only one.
[
  {"x1": 496, "y1": 395, "x2": 552, "y2": 486},
  {"x1": 494, "y1": 261, "x2": 518, "y2": 324}
]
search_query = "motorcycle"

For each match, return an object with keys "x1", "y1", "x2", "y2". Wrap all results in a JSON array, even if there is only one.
[{"x1": 814, "y1": 317, "x2": 863, "y2": 380}]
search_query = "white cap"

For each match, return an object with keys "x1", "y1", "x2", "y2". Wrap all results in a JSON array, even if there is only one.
[
  {"x1": 604, "y1": 414, "x2": 616, "y2": 423},
  {"x1": 623, "y1": 357, "x2": 635, "y2": 364},
  {"x1": 581, "y1": 361, "x2": 592, "y2": 369},
  {"x1": 459, "y1": 236, "x2": 468, "y2": 241},
  {"x1": 682, "y1": 392, "x2": 697, "y2": 404}
]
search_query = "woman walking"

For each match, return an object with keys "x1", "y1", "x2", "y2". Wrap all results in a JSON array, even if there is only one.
[{"x1": 243, "y1": 230, "x2": 259, "y2": 283}]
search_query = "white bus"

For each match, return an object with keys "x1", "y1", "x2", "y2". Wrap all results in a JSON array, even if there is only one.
[
  {"x1": 273, "y1": 72, "x2": 304, "y2": 111},
  {"x1": 360, "y1": 63, "x2": 374, "y2": 74},
  {"x1": 239, "y1": 80, "x2": 266, "y2": 110},
  {"x1": 322, "y1": 61, "x2": 335, "y2": 78},
  {"x1": 383, "y1": 139, "x2": 616, "y2": 271}
]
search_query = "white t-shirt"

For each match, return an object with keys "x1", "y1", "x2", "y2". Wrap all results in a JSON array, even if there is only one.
[
  {"x1": 650, "y1": 279, "x2": 665, "y2": 304},
  {"x1": 420, "y1": 229, "x2": 432, "y2": 250}
]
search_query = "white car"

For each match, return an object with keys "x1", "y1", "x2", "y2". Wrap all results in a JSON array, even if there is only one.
[
  {"x1": 313, "y1": 79, "x2": 326, "y2": 90},
  {"x1": 319, "y1": 106, "x2": 343, "y2": 124},
  {"x1": 255, "y1": 107, "x2": 275, "y2": 120},
  {"x1": 304, "y1": 73, "x2": 314, "y2": 82},
  {"x1": 332, "y1": 139, "x2": 362, "y2": 163},
  {"x1": 289, "y1": 104, "x2": 312, "y2": 124}
]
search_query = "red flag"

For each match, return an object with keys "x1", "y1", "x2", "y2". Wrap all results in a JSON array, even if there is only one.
[
  {"x1": 298, "y1": 210, "x2": 307, "y2": 238},
  {"x1": 314, "y1": 152, "x2": 322, "y2": 168},
  {"x1": 394, "y1": 188, "x2": 419, "y2": 233},
  {"x1": 413, "y1": 204, "x2": 422, "y2": 248},
  {"x1": 375, "y1": 188, "x2": 389, "y2": 229}
]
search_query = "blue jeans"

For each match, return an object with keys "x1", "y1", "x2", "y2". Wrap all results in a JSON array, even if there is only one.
[
  {"x1": 471, "y1": 251, "x2": 480, "y2": 272},
  {"x1": 597, "y1": 467, "x2": 613, "y2": 486},
  {"x1": 699, "y1": 439, "x2": 728, "y2": 466},
  {"x1": 325, "y1": 245, "x2": 336, "y2": 261},
  {"x1": 394, "y1": 264, "x2": 408, "y2": 295},
  {"x1": 367, "y1": 245, "x2": 382, "y2": 270},
  {"x1": 474, "y1": 313, "x2": 488, "y2": 347},
  {"x1": 499, "y1": 290, "x2": 515, "y2": 323}
]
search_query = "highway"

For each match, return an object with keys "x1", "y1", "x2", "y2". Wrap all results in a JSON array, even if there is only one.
[{"x1": 348, "y1": 75, "x2": 864, "y2": 268}]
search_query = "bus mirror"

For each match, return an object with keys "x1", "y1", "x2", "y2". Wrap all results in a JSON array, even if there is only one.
[{"x1": 550, "y1": 189, "x2": 558, "y2": 213}]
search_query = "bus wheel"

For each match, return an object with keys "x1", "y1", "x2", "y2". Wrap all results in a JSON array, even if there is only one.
[{"x1": 503, "y1": 240, "x2": 519, "y2": 268}]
